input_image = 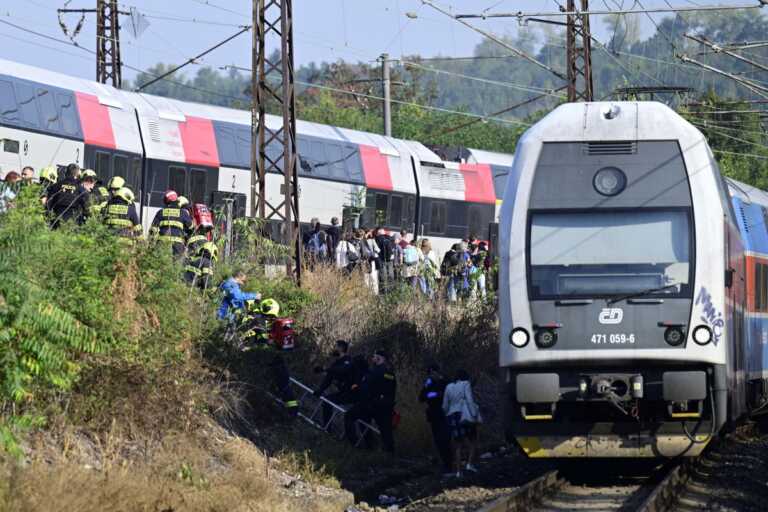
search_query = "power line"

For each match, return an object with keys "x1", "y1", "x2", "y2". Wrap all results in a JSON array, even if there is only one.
[
  {"x1": 418, "y1": 0, "x2": 567, "y2": 81},
  {"x1": 218, "y1": 64, "x2": 532, "y2": 127},
  {"x1": 454, "y1": 1, "x2": 767, "y2": 18},
  {"x1": 134, "y1": 25, "x2": 251, "y2": 91}
]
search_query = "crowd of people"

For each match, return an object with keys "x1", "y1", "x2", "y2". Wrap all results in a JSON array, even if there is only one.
[
  {"x1": 304, "y1": 217, "x2": 493, "y2": 301},
  {"x1": 0, "y1": 164, "x2": 218, "y2": 290},
  {"x1": 311, "y1": 341, "x2": 483, "y2": 477}
]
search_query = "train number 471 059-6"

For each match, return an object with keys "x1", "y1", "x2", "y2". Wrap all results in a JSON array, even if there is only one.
[{"x1": 591, "y1": 333, "x2": 636, "y2": 344}]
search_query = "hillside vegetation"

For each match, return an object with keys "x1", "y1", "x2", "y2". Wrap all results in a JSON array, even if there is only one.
[{"x1": 0, "y1": 190, "x2": 502, "y2": 510}]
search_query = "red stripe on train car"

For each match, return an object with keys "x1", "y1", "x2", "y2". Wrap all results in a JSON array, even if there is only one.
[
  {"x1": 178, "y1": 116, "x2": 220, "y2": 167},
  {"x1": 459, "y1": 163, "x2": 496, "y2": 204},
  {"x1": 74, "y1": 92, "x2": 116, "y2": 149},
  {"x1": 359, "y1": 145, "x2": 393, "y2": 191}
]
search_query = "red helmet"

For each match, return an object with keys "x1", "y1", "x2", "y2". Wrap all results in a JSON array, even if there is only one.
[{"x1": 164, "y1": 190, "x2": 179, "y2": 204}]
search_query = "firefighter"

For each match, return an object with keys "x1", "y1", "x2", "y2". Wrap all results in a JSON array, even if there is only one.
[
  {"x1": 345, "y1": 350, "x2": 397, "y2": 454},
  {"x1": 46, "y1": 163, "x2": 87, "y2": 228},
  {"x1": 178, "y1": 195, "x2": 193, "y2": 218},
  {"x1": 102, "y1": 187, "x2": 142, "y2": 239},
  {"x1": 80, "y1": 169, "x2": 101, "y2": 218},
  {"x1": 107, "y1": 176, "x2": 125, "y2": 196},
  {"x1": 150, "y1": 190, "x2": 193, "y2": 257},
  {"x1": 186, "y1": 225, "x2": 211, "y2": 257},
  {"x1": 269, "y1": 354, "x2": 298, "y2": 416},
  {"x1": 88, "y1": 172, "x2": 111, "y2": 216},
  {"x1": 37, "y1": 166, "x2": 57, "y2": 207},
  {"x1": 184, "y1": 241, "x2": 217, "y2": 290},
  {"x1": 237, "y1": 299, "x2": 268, "y2": 349},
  {"x1": 314, "y1": 340, "x2": 355, "y2": 429}
]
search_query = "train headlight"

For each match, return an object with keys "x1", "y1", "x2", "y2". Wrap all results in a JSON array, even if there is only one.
[
  {"x1": 509, "y1": 328, "x2": 530, "y2": 348},
  {"x1": 664, "y1": 326, "x2": 685, "y2": 347},
  {"x1": 692, "y1": 325, "x2": 713, "y2": 345},
  {"x1": 535, "y1": 329, "x2": 558, "y2": 349},
  {"x1": 593, "y1": 167, "x2": 627, "y2": 197}
]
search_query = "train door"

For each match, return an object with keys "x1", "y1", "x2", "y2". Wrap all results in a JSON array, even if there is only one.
[{"x1": 726, "y1": 218, "x2": 747, "y2": 417}]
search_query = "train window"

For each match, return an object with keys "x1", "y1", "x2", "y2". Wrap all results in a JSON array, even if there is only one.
[
  {"x1": 0, "y1": 80, "x2": 20, "y2": 123},
  {"x1": 236, "y1": 128, "x2": 251, "y2": 167},
  {"x1": 3, "y1": 139, "x2": 19, "y2": 154},
  {"x1": 130, "y1": 158, "x2": 142, "y2": 194},
  {"x1": 95, "y1": 151, "x2": 112, "y2": 181},
  {"x1": 36, "y1": 89, "x2": 60, "y2": 131},
  {"x1": 57, "y1": 93, "x2": 79, "y2": 136},
  {"x1": 307, "y1": 140, "x2": 326, "y2": 176},
  {"x1": 190, "y1": 168, "x2": 207, "y2": 205},
  {"x1": 389, "y1": 195, "x2": 403, "y2": 228},
  {"x1": 374, "y1": 193, "x2": 389, "y2": 226},
  {"x1": 113, "y1": 155, "x2": 129, "y2": 188},
  {"x1": 430, "y1": 202, "x2": 447, "y2": 235},
  {"x1": 168, "y1": 166, "x2": 187, "y2": 196},
  {"x1": 404, "y1": 197, "x2": 415, "y2": 229},
  {"x1": 217, "y1": 126, "x2": 238, "y2": 165},
  {"x1": 468, "y1": 205, "x2": 483, "y2": 240},
  {"x1": 756, "y1": 263, "x2": 768, "y2": 311},
  {"x1": 327, "y1": 143, "x2": 345, "y2": 179},
  {"x1": 15, "y1": 83, "x2": 39, "y2": 128}
]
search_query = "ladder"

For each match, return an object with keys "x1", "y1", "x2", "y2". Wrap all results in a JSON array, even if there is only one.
[{"x1": 271, "y1": 377, "x2": 381, "y2": 447}]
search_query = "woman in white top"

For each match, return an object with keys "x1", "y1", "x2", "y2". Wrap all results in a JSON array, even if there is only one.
[
  {"x1": 442, "y1": 369, "x2": 482, "y2": 476},
  {"x1": 335, "y1": 232, "x2": 360, "y2": 273}
]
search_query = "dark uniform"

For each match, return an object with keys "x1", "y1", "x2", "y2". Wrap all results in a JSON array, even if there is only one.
[
  {"x1": 186, "y1": 231, "x2": 209, "y2": 256},
  {"x1": 102, "y1": 198, "x2": 142, "y2": 239},
  {"x1": 150, "y1": 206, "x2": 192, "y2": 256},
  {"x1": 269, "y1": 355, "x2": 298, "y2": 415},
  {"x1": 419, "y1": 372, "x2": 452, "y2": 473},
  {"x1": 315, "y1": 353, "x2": 355, "y2": 427},
  {"x1": 184, "y1": 247, "x2": 215, "y2": 290},
  {"x1": 345, "y1": 363, "x2": 397, "y2": 453},
  {"x1": 46, "y1": 177, "x2": 87, "y2": 228}
]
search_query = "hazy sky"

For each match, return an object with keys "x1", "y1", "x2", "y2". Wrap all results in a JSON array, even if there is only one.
[{"x1": 0, "y1": 0, "x2": 751, "y2": 83}]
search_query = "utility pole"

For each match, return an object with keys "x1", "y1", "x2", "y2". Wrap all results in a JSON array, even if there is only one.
[
  {"x1": 58, "y1": 0, "x2": 128, "y2": 87},
  {"x1": 566, "y1": 0, "x2": 594, "y2": 102},
  {"x1": 251, "y1": 0, "x2": 302, "y2": 284},
  {"x1": 381, "y1": 53, "x2": 392, "y2": 137}
]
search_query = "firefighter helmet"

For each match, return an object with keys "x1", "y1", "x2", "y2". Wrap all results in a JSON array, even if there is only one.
[
  {"x1": 178, "y1": 196, "x2": 190, "y2": 208},
  {"x1": 115, "y1": 187, "x2": 135, "y2": 203},
  {"x1": 39, "y1": 166, "x2": 57, "y2": 183},
  {"x1": 260, "y1": 298, "x2": 280, "y2": 317},
  {"x1": 108, "y1": 176, "x2": 125, "y2": 191},
  {"x1": 81, "y1": 169, "x2": 97, "y2": 180},
  {"x1": 164, "y1": 190, "x2": 179, "y2": 205},
  {"x1": 245, "y1": 299, "x2": 260, "y2": 313}
]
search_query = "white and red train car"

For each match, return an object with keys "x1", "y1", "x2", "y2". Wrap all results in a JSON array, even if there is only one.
[{"x1": 0, "y1": 58, "x2": 508, "y2": 254}]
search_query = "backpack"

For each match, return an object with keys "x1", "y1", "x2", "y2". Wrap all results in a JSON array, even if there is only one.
[
  {"x1": 376, "y1": 236, "x2": 393, "y2": 261},
  {"x1": 404, "y1": 246, "x2": 419, "y2": 265},
  {"x1": 307, "y1": 232, "x2": 322, "y2": 254},
  {"x1": 345, "y1": 241, "x2": 360, "y2": 263}
]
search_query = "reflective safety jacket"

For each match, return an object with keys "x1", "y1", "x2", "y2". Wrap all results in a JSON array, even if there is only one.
[
  {"x1": 184, "y1": 254, "x2": 214, "y2": 289},
  {"x1": 150, "y1": 206, "x2": 192, "y2": 245},
  {"x1": 186, "y1": 233, "x2": 208, "y2": 256},
  {"x1": 89, "y1": 186, "x2": 110, "y2": 216},
  {"x1": 102, "y1": 198, "x2": 142, "y2": 238}
]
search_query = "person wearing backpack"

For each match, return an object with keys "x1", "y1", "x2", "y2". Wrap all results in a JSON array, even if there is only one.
[
  {"x1": 442, "y1": 244, "x2": 464, "y2": 302},
  {"x1": 335, "y1": 231, "x2": 360, "y2": 274},
  {"x1": 402, "y1": 240, "x2": 421, "y2": 288},
  {"x1": 442, "y1": 369, "x2": 482, "y2": 477}
]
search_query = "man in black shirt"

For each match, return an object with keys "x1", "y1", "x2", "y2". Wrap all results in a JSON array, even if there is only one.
[
  {"x1": 419, "y1": 364, "x2": 453, "y2": 475},
  {"x1": 46, "y1": 163, "x2": 87, "y2": 228},
  {"x1": 314, "y1": 340, "x2": 354, "y2": 428},
  {"x1": 345, "y1": 349, "x2": 396, "y2": 453}
]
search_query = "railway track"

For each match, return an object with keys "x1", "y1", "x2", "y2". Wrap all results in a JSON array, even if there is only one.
[{"x1": 477, "y1": 460, "x2": 695, "y2": 512}]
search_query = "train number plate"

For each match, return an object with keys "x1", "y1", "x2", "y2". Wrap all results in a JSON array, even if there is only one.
[{"x1": 590, "y1": 333, "x2": 636, "y2": 345}]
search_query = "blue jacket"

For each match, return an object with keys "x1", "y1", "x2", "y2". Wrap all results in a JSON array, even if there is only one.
[{"x1": 217, "y1": 277, "x2": 258, "y2": 320}]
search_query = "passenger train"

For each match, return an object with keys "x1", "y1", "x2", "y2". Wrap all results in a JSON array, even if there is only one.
[
  {"x1": 499, "y1": 101, "x2": 768, "y2": 458},
  {"x1": 0, "y1": 58, "x2": 511, "y2": 255}
]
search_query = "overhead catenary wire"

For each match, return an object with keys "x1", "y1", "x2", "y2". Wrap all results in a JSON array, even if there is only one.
[
  {"x1": 677, "y1": 54, "x2": 768, "y2": 98},
  {"x1": 418, "y1": 0, "x2": 567, "y2": 81},
  {"x1": 454, "y1": 1, "x2": 767, "y2": 18},
  {"x1": 134, "y1": 25, "x2": 251, "y2": 92},
  {"x1": 218, "y1": 64, "x2": 532, "y2": 127}
]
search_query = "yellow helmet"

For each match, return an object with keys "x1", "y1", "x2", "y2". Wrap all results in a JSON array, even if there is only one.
[
  {"x1": 108, "y1": 176, "x2": 125, "y2": 191},
  {"x1": 260, "y1": 298, "x2": 280, "y2": 317},
  {"x1": 200, "y1": 241, "x2": 218, "y2": 261},
  {"x1": 178, "y1": 196, "x2": 190, "y2": 208},
  {"x1": 40, "y1": 166, "x2": 57, "y2": 183},
  {"x1": 82, "y1": 169, "x2": 97, "y2": 179},
  {"x1": 115, "y1": 187, "x2": 135, "y2": 203},
  {"x1": 245, "y1": 299, "x2": 260, "y2": 313}
]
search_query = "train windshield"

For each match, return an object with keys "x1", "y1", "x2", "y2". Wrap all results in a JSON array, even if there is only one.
[{"x1": 529, "y1": 210, "x2": 692, "y2": 299}]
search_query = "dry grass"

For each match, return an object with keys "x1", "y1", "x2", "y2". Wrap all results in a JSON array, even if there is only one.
[{"x1": 0, "y1": 427, "x2": 345, "y2": 512}]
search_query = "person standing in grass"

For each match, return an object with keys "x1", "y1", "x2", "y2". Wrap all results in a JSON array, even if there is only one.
[{"x1": 442, "y1": 369, "x2": 482, "y2": 477}]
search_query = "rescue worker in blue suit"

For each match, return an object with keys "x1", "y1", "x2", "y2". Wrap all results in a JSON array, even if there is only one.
[{"x1": 217, "y1": 270, "x2": 261, "y2": 320}]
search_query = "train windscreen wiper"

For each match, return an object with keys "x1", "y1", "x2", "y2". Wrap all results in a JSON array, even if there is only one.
[{"x1": 605, "y1": 283, "x2": 680, "y2": 305}]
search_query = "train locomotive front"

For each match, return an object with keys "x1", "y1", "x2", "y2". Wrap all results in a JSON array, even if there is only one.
[{"x1": 498, "y1": 102, "x2": 742, "y2": 458}]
